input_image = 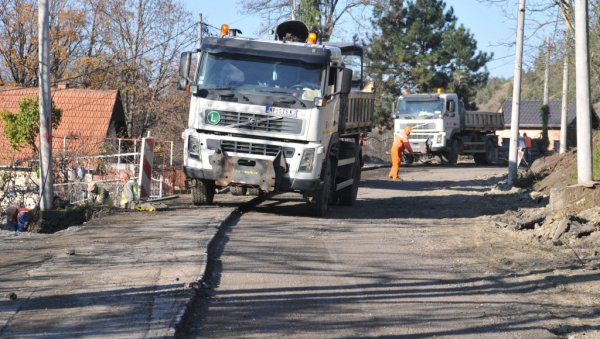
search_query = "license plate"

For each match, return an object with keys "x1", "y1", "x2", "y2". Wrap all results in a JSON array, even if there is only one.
[{"x1": 266, "y1": 106, "x2": 298, "y2": 118}]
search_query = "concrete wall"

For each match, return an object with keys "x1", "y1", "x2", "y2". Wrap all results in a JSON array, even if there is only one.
[{"x1": 0, "y1": 169, "x2": 38, "y2": 211}]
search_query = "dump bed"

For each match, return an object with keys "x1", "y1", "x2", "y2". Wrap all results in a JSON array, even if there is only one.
[
  {"x1": 463, "y1": 110, "x2": 504, "y2": 132},
  {"x1": 339, "y1": 91, "x2": 374, "y2": 136}
]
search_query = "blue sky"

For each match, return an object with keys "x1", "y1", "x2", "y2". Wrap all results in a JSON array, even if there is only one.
[{"x1": 183, "y1": 0, "x2": 557, "y2": 79}]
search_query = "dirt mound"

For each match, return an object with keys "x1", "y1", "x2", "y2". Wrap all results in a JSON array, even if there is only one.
[{"x1": 494, "y1": 132, "x2": 600, "y2": 248}]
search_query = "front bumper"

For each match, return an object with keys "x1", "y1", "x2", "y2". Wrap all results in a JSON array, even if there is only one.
[{"x1": 183, "y1": 164, "x2": 322, "y2": 192}]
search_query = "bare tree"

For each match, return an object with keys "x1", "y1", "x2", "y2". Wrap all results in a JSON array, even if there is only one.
[
  {"x1": 239, "y1": 0, "x2": 375, "y2": 41},
  {"x1": 89, "y1": 0, "x2": 196, "y2": 137},
  {"x1": 49, "y1": 0, "x2": 87, "y2": 82},
  {"x1": 0, "y1": 0, "x2": 39, "y2": 86},
  {"x1": 0, "y1": 0, "x2": 89, "y2": 86}
]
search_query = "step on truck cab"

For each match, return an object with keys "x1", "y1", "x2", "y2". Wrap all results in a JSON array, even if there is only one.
[
  {"x1": 394, "y1": 91, "x2": 504, "y2": 164},
  {"x1": 178, "y1": 21, "x2": 374, "y2": 216}
]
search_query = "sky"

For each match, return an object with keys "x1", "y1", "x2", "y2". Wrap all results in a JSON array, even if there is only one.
[{"x1": 183, "y1": 0, "x2": 558, "y2": 79}]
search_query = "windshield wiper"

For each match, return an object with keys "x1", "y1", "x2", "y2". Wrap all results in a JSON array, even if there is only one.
[{"x1": 258, "y1": 89, "x2": 306, "y2": 108}]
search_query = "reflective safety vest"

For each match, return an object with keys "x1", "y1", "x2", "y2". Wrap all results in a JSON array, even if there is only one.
[
  {"x1": 131, "y1": 180, "x2": 139, "y2": 200},
  {"x1": 120, "y1": 179, "x2": 139, "y2": 207}
]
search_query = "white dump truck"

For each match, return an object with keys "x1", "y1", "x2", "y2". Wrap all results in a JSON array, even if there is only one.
[
  {"x1": 177, "y1": 21, "x2": 374, "y2": 216},
  {"x1": 394, "y1": 91, "x2": 504, "y2": 164}
]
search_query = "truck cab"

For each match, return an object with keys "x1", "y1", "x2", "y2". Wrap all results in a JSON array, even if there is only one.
[{"x1": 394, "y1": 92, "x2": 460, "y2": 156}]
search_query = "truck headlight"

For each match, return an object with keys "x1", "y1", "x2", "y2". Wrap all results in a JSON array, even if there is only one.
[
  {"x1": 298, "y1": 149, "x2": 315, "y2": 173},
  {"x1": 188, "y1": 135, "x2": 200, "y2": 159},
  {"x1": 436, "y1": 134, "x2": 443, "y2": 144}
]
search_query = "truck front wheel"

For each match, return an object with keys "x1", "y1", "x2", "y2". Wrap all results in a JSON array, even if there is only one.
[
  {"x1": 445, "y1": 139, "x2": 459, "y2": 164},
  {"x1": 230, "y1": 186, "x2": 247, "y2": 196},
  {"x1": 338, "y1": 157, "x2": 361, "y2": 206},
  {"x1": 309, "y1": 159, "x2": 332, "y2": 217},
  {"x1": 192, "y1": 179, "x2": 215, "y2": 205}
]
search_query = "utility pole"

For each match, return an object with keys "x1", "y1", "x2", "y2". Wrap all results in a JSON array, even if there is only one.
[
  {"x1": 575, "y1": 0, "x2": 593, "y2": 184},
  {"x1": 560, "y1": 32, "x2": 570, "y2": 154},
  {"x1": 508, "y1": 0, "x2": 526, "y2": 186},
  {"x1": 194, "y1": 13, "x2": 202, "y2": 79},
  {"x1": 291, "y1": 0, "x2": 297, "y2": 20},
  {"x1": 543, "y1": 36, "x2": 550, "y2": 106},
  {"x1": 38, "y1": 0, "x2": 53, "y2": 211}
]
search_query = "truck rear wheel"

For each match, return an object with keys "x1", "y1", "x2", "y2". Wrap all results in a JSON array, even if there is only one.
[
  {"x1": 484, "y1": 139, "x2": 496, "y2": 164},
  {"x1": 473, "y1": 153, "x2": 486, "y2": 165},
  {"x1": 338, "y1": 157, "x2": 361, "y2": 206},
  {"x1": 192, "y1": 179, "x2": 215, "y2": 205}
]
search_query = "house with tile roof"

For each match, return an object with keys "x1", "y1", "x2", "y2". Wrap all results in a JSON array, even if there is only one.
[
  {"x1": 0, "y1": 87, "x2": 126, "y2": 166},
  {"x1": 497, "y1": 99, "x2": 599, "y2": 152}
]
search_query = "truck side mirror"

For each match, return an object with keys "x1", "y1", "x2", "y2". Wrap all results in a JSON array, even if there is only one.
[
  {"x1": 178, "y1": 52, "x2": 193, "y2": 91},
  {"x1": 339, "y1": 68, "x2": 352, "y2": 95}
]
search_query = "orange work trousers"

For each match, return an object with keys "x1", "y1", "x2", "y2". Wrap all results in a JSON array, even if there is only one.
[{"x1": 388, "y1": 141, "x2": 406, "y2": 180}]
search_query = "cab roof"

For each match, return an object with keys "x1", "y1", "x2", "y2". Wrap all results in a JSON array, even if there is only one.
[{"x1": 201, "y1": 36, "x2": 338, "y2": 65}]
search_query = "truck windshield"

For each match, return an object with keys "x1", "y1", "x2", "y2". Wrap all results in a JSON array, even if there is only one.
[
  {"x1": 396, "y1": 99, "x2": 443, "y2": 119},
  {"x1": 197, "y1": 52, "x2": 323, "y2": 101}
]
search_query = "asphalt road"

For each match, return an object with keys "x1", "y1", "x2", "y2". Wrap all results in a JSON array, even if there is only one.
[
  {"x1": 178, "y1": 164, "x2": 558, "y2": 338},
  {"x1": 0, "y1": 195, "x2": 253, "y2": 338}
]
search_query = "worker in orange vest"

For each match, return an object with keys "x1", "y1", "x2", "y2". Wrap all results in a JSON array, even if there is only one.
[
  {"x1": 523, "y1": 132, "x2": 533, "y2": 164},
  {"x1": 6, "y1": 206, "x2": 30, "y2": 235},
  {"x1": 389, "y1": 125, "x2": 414, "y2": 181}
]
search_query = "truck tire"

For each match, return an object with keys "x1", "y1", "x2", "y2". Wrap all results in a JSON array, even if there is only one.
[
  {"x1": 445, "y1": 139, "x2": 459, "y2": 164},
  {"x1": 484, "y1": 139, "x2": 496, "y2": 164},
  {"x1": 192, "y1": 179, "x2": 215, "y2": 205},
  {"x1": 473, "y1": 153, "x2": 486, "y2": 165},
  {"x1": 310, "y1": 159, "x2": 332, "y2": 217},
  {"x1": 338, "y1": 158, "x2": 361, "y2": 206},
  {"x1": 230, "y1": 186, "x2": 247, "y2": 196}
]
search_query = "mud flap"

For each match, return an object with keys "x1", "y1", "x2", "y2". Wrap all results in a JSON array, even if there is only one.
[{"x1": 210, "y1": 148, "x2": 287, "y2": 192}]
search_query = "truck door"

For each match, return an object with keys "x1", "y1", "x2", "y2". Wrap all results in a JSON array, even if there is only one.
[{"x1": 444, "y1": 98, "x2": 460, "y2": 131}]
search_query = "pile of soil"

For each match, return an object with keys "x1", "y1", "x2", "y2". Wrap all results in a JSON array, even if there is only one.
[
  {"x1": 27, "y1": 205, "x2": 110, "y2": 233},
  {"x1": 493, "y1": 133, "x2": 600, "y2": 250}
]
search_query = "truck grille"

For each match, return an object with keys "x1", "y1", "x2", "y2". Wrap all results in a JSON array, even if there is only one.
[
  {"x1": 409, "y1": 134, "x2": 430, "y2": 141},
  {"x1": 209, "y1": 139, "x2": 295, "y2": 157},
  {"x1": 210, "y1": 110, "x2": 302, "y2": 134},
  {"x1": 413, "y1": 123, "x2": 437, "y2": 130}
]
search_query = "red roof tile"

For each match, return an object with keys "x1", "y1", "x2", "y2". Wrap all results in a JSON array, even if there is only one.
[{"x1": 0, "y1": 87, "x2": 120, "y2": 166}]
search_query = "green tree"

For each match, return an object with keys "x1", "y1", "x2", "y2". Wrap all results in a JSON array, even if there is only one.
[
  {"x1": 1, "y1": 97, "x2": 62, "y2": 155},
  {"x1": 366, "y1": 0, "x2": 491, "y2": 126}
]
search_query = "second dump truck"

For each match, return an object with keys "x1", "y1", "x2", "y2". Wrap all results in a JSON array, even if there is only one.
[
  {"x1": 178, "y1": 21, "x2": 374, "y2": 216},
  {"x1": 394, "y1": 91, "x2": 504, "y2": 164}
]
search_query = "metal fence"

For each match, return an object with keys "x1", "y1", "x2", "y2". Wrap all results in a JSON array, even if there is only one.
[{"x1": 1, "y1": 136, "x2": 182, "y2": 210}]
